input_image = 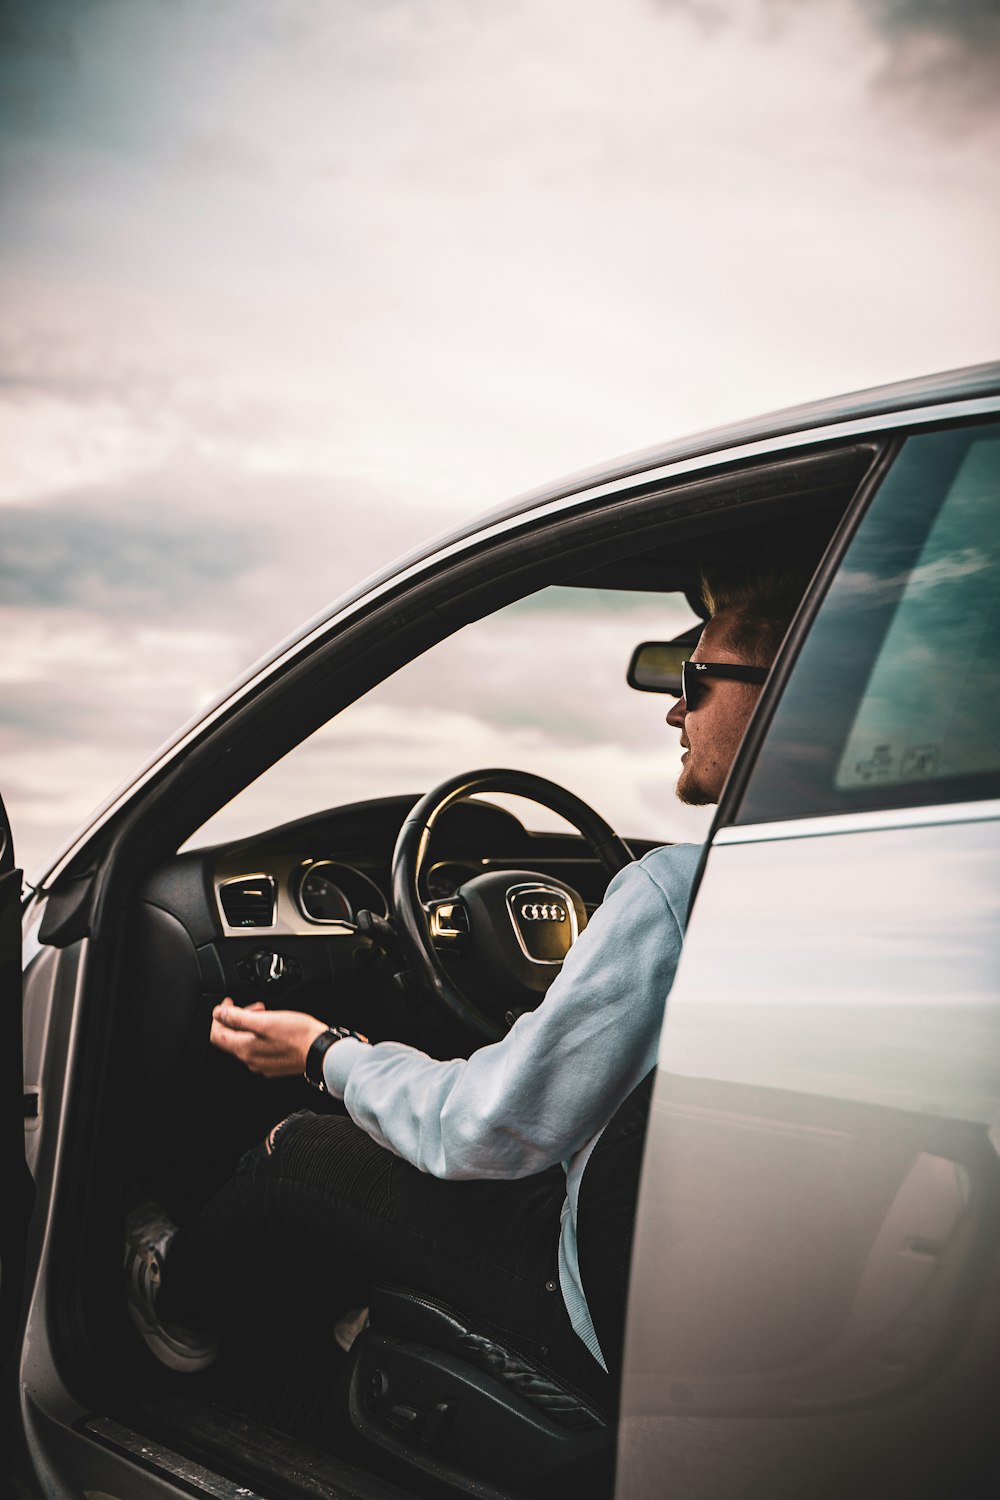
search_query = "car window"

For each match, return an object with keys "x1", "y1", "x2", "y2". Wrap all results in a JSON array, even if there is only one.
[
  {"x1": 185, "y1": 585, "x2": 710, "y2": 850},
  {"x1": 735, "y1": 421, "x2": 1000, "y2": 824}
]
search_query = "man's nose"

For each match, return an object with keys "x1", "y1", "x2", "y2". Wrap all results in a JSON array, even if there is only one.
[{"x1": 665, "y1": 697, "x2": 686, "y2": 730}]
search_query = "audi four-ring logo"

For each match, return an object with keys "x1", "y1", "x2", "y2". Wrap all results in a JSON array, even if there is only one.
[{"x1": 520, "y1": 902, "x2": 567, "y2": 922}]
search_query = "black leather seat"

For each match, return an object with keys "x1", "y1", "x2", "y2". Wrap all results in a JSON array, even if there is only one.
[{"x1": 342, "y1": 1283, "x2": 614, "y2": 1498}]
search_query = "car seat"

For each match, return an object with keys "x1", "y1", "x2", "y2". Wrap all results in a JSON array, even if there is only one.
[{"x1": 339, "y1": 1072, "x2": 656, "y2": 1499}]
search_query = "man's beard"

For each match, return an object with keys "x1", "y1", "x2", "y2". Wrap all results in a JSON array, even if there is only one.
[{"x1": 675, "y1": 763, "x2": 715, "y2": 807}]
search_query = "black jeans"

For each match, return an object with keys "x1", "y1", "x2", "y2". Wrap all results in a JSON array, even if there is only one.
[{"x1": 159, "y1": 1110, "x2": 605, "y2": 1394}]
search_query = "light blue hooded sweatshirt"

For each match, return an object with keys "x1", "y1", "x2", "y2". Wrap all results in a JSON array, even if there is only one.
[{"x1": 323, "y1": 843, "x2": 702, "y2": 1367}]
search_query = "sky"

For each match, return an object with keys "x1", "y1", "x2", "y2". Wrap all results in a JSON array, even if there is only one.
[{"x1": 1, "y1": 0, "x2": 999, "y2": 878}]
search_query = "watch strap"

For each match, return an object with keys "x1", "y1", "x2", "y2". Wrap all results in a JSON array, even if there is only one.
[{"x1": 304, "y1": 1026, "x2": 368, "y2": 1091}]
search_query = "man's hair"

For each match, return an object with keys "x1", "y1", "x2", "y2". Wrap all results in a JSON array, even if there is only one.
[{"x1": 700, "y1": 556, "x2": 815, "y2": 667}]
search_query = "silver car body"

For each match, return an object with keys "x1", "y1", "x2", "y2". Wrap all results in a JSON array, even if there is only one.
[{"x1": 13, "y1": 362, "x2": 1000, "y2": 1499}]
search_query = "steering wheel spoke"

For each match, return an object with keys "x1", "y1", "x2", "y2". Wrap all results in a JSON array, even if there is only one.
[{"x1": 426, "y1": 896, "x2": 471, "y2": 947}]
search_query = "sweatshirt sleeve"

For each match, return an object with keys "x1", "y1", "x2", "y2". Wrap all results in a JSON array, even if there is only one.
[{"x1": 323, "y1": 844, "x2": 701, "y2": 1180}]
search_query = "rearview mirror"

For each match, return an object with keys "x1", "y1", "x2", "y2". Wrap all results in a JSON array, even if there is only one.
[{"x1": 627, "y1": 627, "x2": 703, "y2": 694}]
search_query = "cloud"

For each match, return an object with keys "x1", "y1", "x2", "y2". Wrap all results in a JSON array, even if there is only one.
[
  {"x1": 653, "y1": 0, "x2": 1000, "y2": 53},
  {"x1": 863, "y1": 0, "x2": 1000, "y2": 52},
  {"x1": 368, "y1": 589, "x2": 698, "y2": 748},
  {"x1": 651, "y1": 0, "x2": 1000, "y2": 120},
  {"x1": 0, "y1": 493, "x2": 260, "y2": 614},
  {"x1": 3, "y1": 0, "x2": 998, "y2": 518},
  {"x1": 860, "y1": 0, "x2": 1000, "y2": 120},
  {"x1": 0, "y1": 446, "x2": 453, "y2": 877},
  {"x1": 0, "y1": 435, "x2": 451, "y2": 615},
  {"x1": 0, "y1": 390, "x2": 186, "y2": 504}
]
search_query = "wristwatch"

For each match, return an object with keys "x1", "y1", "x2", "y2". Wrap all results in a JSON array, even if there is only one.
[{"x1": 304, "y1": 1026, "x2": 368, "y2": 1092}]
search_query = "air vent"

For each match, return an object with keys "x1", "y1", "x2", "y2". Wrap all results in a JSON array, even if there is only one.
[{"x1": 219, "y1": 875, "x2": 276, "y2": 928}]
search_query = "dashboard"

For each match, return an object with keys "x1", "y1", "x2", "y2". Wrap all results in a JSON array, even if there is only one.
[
  {"x1": 132, "y1": 791, "x2": 656, "y2": 1067},
  {"x1": 192, "y1": 793, "x2": 649, "y2": 944}
]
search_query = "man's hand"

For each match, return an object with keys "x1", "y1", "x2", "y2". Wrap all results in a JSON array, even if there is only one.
[{"x1": 210, "y1": 1000, "x2": 328, "y2": 1077}]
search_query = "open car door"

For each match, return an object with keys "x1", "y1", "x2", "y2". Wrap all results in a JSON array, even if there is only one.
[{"x1": 0, "y1": 792, "x2": 31, "y2": 1370}]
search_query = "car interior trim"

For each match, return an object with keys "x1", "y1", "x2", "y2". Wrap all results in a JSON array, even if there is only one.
[
  {"x1": 213, "y1": 857, "x2": 387, "y2": 937},
  {"x1": 32, "y1": 393, "x2": 1000, "y2": 894},
  {"x1": 295, "y1": 861, "x2": 354, "y2": 926},
  {"x1": 217, "y1": 873, "x2": 276, "y2": 928},
  {"x1": 80, "y1": 1415, "x2": 270, "y2": 1500}
]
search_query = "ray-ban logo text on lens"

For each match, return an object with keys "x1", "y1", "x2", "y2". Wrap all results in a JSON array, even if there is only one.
[{"x1": 520, "y1": 903, "x2": 566, "y2": 922}]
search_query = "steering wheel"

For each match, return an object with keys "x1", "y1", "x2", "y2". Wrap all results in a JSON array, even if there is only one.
[{"x1": 391, "y1": 769, "x2": 635, "y2": 1041}]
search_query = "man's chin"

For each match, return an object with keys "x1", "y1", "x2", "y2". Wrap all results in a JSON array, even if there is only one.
[{"x1": 675, "y1": 769, "x2": 716, "y2": 807}]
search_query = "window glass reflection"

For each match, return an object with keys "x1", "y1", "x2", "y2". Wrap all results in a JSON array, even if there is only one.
[{"x1": 837, "y1": 438, "x2": 1000, "y2": 790}]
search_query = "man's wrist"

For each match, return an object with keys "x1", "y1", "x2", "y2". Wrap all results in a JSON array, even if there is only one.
[{"x1": 303, "y1": 1026, "x2": 369, "y2": 1091}]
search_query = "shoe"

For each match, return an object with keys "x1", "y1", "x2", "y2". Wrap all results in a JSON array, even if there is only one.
[
  {"x1": 334, "y1": 1305, "x2": 369, "y2": 1354},
  {"x1": 124, "y1": 1200, "x2": 218, "y2": 1373}
]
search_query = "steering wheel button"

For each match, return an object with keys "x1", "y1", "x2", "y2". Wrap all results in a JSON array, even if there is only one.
[{"x1": 429, "y1": 901, "x2": 469, "y2": 939}]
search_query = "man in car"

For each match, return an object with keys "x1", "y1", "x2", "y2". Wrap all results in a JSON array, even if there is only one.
[{"x1": 125, "y1": 560, "x2": 807, "y2": 1388}]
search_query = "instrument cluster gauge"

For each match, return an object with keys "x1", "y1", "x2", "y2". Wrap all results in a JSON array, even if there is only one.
[
  {"x1": 293, "y1": 860, "x2": 389, "y2": 927},
  {"x1": 297, "y1": 864, "x2": 353, "y2": 924}
]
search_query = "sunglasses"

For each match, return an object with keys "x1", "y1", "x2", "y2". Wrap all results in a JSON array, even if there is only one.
[{"x1": 675, "y1": 660, "x2": 769, "y2": 711}]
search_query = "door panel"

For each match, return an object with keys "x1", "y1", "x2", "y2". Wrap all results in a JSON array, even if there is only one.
[{"x1": 617, "y1": 815, "x2": 1000, "y2": 1499}]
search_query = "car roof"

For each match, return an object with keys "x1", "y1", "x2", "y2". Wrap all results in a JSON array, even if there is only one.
[
  {"x1": 326, "y1": 359, "x2": 1000, "y2": 625},
  {"x1": 475, "y1": 360, "x2": 1000, "y2": 529}
]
